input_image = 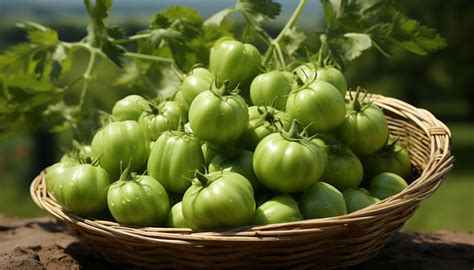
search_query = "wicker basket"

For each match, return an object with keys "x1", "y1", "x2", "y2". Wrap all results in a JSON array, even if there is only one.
[{"x1": 30, "y1": 93, "x2": 454, "y2": 269}]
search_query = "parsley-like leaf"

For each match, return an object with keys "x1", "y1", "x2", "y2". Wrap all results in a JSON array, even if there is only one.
[{"x1": 236, "y1": 0, "x2": 281, "y2": 22}]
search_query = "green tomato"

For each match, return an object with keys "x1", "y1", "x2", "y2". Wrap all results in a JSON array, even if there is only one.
[
  {"x1": 343, "y1": 188, "x2": 379, "y2": 213},
  {"x1": 112, "y1": 95, "x2": 150, "y2": 121},
  {"x1": 322, "y1": 145, "x2": 363, "y2": 190},
  {"x1": 181, "y1": 67, "x2": 213, "y2": 107},
  {"x1": 249, "y1": 71, "x2": 294, "y2": 110},
  {"x1": 299, "y1": 182, "x2": 347, "y2": 219},
  {"x1": 174, "y1": 89, "x2": 190, "y2": 114},
  {"x1": 316, "y1": 67, "x2": 347, "y2": 98},
  {"x1": 334, "y1": 91, "x2": 389, "y2": 156},
  {"x1": 91, "y1": 121, "x2": 150, "y2": 178},
  {"x1": 107, "y1": 171, "x2": 169, "y2": 227},
  {"x1": 252, "y1": 195, "x2": 303, "y2": 225},
  {"x1": 138, "y1": 101, "x2": 187, "y2": 141},
  {"x1": 361, "y1": 141, "x2": 411, "y2": 180},
  {"x1": 182, "y1": 171, "x2": 256, "y2": 230},
  {"x1": 188, "y1": 90, "x2": 248, "y2": 145},
  {"x1": 201, "y1": 142, "x2": 222, "y2": 167},
  {"x1": 369, "y1": 172, "x2": 408, "y2": 200},
  {"x1": 45, "y1": 161, "x2": 79, "y2": 198},
  {"x1": 293, "y1": 63, "x2": 316, "y2": 84},
  {"x1": 208, "y1": 150, "x2": 262, "y2": 193},
  {"x1": 53, "y1": 164, "x2": 111, "y2": 217},
  {"x1": 253, "y1": 122, "x2": 326, "y2": 193},
  {"x1": 209, "y1": 39, "x2": 262, "y2": 92},
  {"x1": 286, "y1": 80, "x2": 346, "y2": 134},
  {"x1": 147, "y1": 130, "x2": 204, "y2": 194},
  {"x1": 241, "y1": 106, "x2": 290, "y2": 151},
  {"x1": 167, "y1": 202, "x2": 190, "y2": 228}
]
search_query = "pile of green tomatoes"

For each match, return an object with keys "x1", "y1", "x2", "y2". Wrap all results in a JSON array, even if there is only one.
[{"x1": 45, "y1": 38, "x2": 411, "y2": 230}]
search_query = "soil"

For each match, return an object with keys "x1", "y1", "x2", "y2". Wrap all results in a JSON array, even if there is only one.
[{"x1": 0, "y1": 215, "x2": 472, "y2": 269}]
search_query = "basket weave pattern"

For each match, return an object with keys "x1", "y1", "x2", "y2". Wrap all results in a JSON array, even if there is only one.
[{"x1": 30, "y1": 94, "x2": 454, "y2": 269}]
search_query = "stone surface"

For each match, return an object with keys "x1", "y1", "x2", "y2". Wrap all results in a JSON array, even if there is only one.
[{"x1": 0, "y1": 215, "x2": 472, "y2": 269}]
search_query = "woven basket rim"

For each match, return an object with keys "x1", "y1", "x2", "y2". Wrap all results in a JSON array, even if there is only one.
[{"x1": 30, "y1": 92, "x2": 454, "y2": 242}]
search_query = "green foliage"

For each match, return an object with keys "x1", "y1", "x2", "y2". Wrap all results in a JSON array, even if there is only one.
[
  {"x1": 319, "y1": 0, "x2": 446, "y2": 68},
  {"x1": 0, "y1": 0, "x2": 445, "y2": 142}
]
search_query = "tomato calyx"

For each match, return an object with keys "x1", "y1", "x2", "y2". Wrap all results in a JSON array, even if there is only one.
[
  {"x1": 348, "y1": 87, "x2": 372, "y2": 113},
  {"x1": 279, "y1": 119, "x2": 314, "y2": 143},
  {"x1": 209, "y1": 80, "x2": 241, "y2": 99},
  {"x1": 193, "y1": 170, "x2": 212, "y2": 187}
]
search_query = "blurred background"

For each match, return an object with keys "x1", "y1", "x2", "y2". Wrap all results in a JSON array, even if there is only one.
[{"x1": 0, "y1": 0, "x2": 472, "y2": 231}]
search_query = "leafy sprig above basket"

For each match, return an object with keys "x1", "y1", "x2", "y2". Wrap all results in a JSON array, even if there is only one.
[{"x1": 0, "y1": 0, "x2": 445, "y2": 141}]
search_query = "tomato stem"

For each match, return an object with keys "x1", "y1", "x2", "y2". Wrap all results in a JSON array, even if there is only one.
[
  {"x1": 351, "y1": 87, "x2": 362, "y2": 112},
  {"x1": 194, "y1": 171, "x2": 209, "y2": 187}
]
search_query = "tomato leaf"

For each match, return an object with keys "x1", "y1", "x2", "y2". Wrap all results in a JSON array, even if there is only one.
[{"x1": 236, "y1": 0, "x2": 281, "y2": 22}]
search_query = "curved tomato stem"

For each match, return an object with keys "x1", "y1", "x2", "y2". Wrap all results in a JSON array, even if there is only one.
[{"x1": 194, "y1": 170, "x2": 210, "y2": 187}]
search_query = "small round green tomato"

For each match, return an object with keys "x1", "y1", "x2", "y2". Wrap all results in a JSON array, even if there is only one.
[
  {"x1": 253, "y1": 122, "x2": 326, "y2": 193},
  {"x1": 181, "y1": 67, "x2": 213, "y2": 107},
  {"x1": 201, "y1": 142, "x2": 222, "y2": 167},
  {"x1": 107, "y1": 172, "x2": 170, "y2": 227},
  {"x1": 286, "y1": 80, "x2": 346, "y2": 134},
  {"x1": 369, "y1": 172, "x2": 408, "y2": 200},
  {"x1": 209, "y1": 39, "x2": 262, "y2": 91},
  {"x1": 250, "y1": 71, "x2": 294, "y2": 110},
  {"x1": 138, "y1": 101, "x2": 187, "y2": 141},
  {"x1": 53, "y1": 164, "x2": 112, "y2": 217},
  {"x1": 241, "y1": 106, "x2": 290, "y2": 151},
  {"x1": 208, "y1": 150, "x2": 262, "y2": 193},
  {"x1": 316, "y1": 67, "x2": 347, "y2": 98},
  {"x1": 322, "y1": 145, "x2": 363, "y2": 190},
  {"x1": 91, "y1": 120, "x2": 150, "y2": 178},
  {"x1": 299, "y1": 182, "x2": 347, "y2": 219},
  {"x1": 335, "y1": 91, "x2": 389, "y2": 156},
  {"x1": 343, "y1": 188, "x2": 379, "y2": 213},
  {"x1": 167, "y1": 202, "x2": 189, "y2": 228},
  {"x1": 293, "y1": 63, "x2": 316, "y2": 84},
  {"x1": 361, "y1": 142, "x2": 411, "y2": 180},
  {"x1": 174, "y1": 89, "x2": 190, "y2": 114},
  {"x1": 147, "y1": 130, "x2": 204, "y2": 194},
  {"x1": 112, "y1": 95, "x2": 150, "y2": 121},
  {"x1": 252, "y1": 195, "x2": 303, "y2": 225},
  {"x1": 182, "y1": 171, "x2": 256, "y2": 230},
  {"x1": 189, "y1": 90, "x2": 248, "y2": 145}
]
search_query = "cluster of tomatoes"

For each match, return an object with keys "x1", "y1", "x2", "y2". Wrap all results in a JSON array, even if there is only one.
[{"x1": 45, "y1": 38, "x2": 411, "y2": 230}]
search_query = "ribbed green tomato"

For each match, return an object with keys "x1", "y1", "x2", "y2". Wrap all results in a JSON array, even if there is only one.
[
  {"x1": 369, "y1": 172, "x2": 408, "y2": 200},
  {"x1": 188, "y1": 89, "x2": 248, "y2": 145},
  {"x1": 147, "y1": 130, "x2": 204, "y2": 194},
  {"x1": 181, "y1": 67, "x2": 213, "y2": 107},
  {"x1": 252, "y1": 195, "x2": 303, "y2": 225},
  {"x1": 51, "y1": 164, "x2": 111, "y2": 217},
  {"x1": 335, "y1": 90, "x2": 389, "y2": 156},
  {"x1": 322, "y1": 145, "x2": 363, "y2": 190},
  {"x1": 286, "y1": 80, "x2": 346, "y2": 134},
  {"x1": 112, "y1": 95, "x2": 150, "y2": 121},
  {"x1": 45, "y1": 160, "x2": 79, "y2": 199},
  {"x1": 361, "y1": 139, "x2": 411, "y2": 179},
  {"x1": 299, "y1": 182, "x2": 347, "y2": 219},
  {"x1": 138, "y1": 101, "x2": 187, "y2": 141},
  {"x1": 167, "y1": 202, "x2": 189, "y2": 228},
  {"x1": 91, "y1": 121, "x2": 149, "y2": 177},
  {"x1": 241, "y1": 106, "x2": 290, "y2": 150},
  {"x1": 208, "y1": 150, "x2": 262, "y2": 193},
  {"x1": 343, "y1": 188, "x2": 379, "y2": 213},
  {"x1": 107, "y1": 170, "x2": 169, "y2": 227},
  {"x1": 182, "y1": 171, "x2": 256, "y2": 230},
  {"x1": 253, "y1": 121, "x2": 326, "y2": 193},
  {"x1": 209, "y1": 39, "x2": 262, "y2": 92},
  {"x1": 249, "y1": 71, "x2": 294, "y2": 110}
]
